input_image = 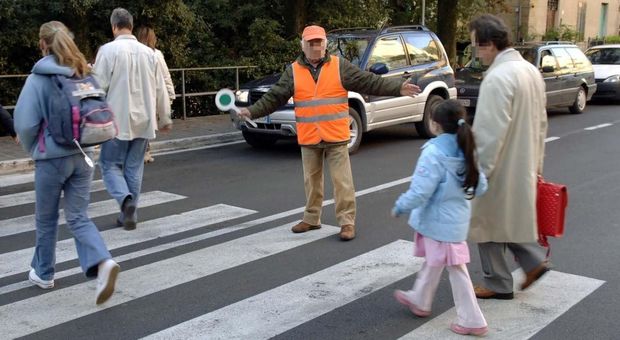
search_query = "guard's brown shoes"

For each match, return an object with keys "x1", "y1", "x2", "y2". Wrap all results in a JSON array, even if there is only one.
[
  {"x1": 291, "y1": 221, "x2": 321, "y2": 233},
  {"x1": 521, "y1": 261, "x2": 551, "y2": 290},
  {"x1": 339, "y1": 224, "x2": 355, "y2": 241},
  {"x1": 474, "y1": 285, "x2": 514, "y2": 300}
]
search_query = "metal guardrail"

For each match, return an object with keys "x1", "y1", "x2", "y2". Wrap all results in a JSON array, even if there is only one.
[
  {"x1": 168, "y1": 66, "x2": 256, "y2": 120},
  {"x1": 0, "y1": 65, "x2": 257, "y2": 118}
]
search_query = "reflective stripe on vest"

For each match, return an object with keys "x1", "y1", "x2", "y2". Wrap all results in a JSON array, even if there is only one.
[{"x1": 292, "y1": 56, "x2": 349, "y2": 145}]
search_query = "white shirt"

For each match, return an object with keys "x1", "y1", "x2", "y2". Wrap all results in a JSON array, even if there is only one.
[{"x1": 94, "y1": 34, "x2": 171, "y2": 140}]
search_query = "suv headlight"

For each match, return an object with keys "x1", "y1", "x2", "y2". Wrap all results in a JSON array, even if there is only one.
[
  {"x1": 287, "y1": 97, "x2": 294, "y2": 105},
  {"x1": 603, "y1": 75, "x2": 620, "y2": 83},
  {"x1": 235, "y1": 89, "x2": 249, "y2": 103}
]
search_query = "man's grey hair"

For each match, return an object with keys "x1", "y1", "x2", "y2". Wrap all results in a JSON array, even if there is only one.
[{"x1": 110, "y1": 8, "x2": 133, "y2": 30}]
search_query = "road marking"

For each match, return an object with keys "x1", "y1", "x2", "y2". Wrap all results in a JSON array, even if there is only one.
[
  {"x1": 142, "y1": 240, "x2": 423, "y2": 340},
  {"x1": 584, "y1": 123, "x2": 613, "y2": 131},
  {"x1": 0, "y1": 223, "x2": 340, "y2": 339},
  {"x1": 0, "y1": 177, "x2": 413, "y2": 294},
  {"x1": 0, "y1": 191, "x2": 186, "y2": 238},
  {"x1": 399, "y1": 269, "x2": 604, "y2": 339},
  {"x1": 0, "y1": 180, "x2": 106, "y2": 208},
  {"x1": 0, "y1": 172, "x2": 34, "y2": 188},
  {"x1": 544, "y1": 136, "x2": 560, "y2": 143},
  {"x1": 0, "y1": 204, "x2": 256, "y2": 281},
  {"x1": 154, "y1": 140, "x2": 245, "y2": 156}
]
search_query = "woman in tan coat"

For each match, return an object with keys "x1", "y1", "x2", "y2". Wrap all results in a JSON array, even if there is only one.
[{"x1": 468, "y1": 14, "x2": 550, "y2": 300}]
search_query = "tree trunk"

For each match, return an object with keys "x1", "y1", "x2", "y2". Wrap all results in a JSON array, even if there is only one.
[
  {"x1": 437, "y1": 0, "x2": 458, "y2": 66},
  {"x1": 284, "y1": 0, "x2": 307, "y2": 38}
]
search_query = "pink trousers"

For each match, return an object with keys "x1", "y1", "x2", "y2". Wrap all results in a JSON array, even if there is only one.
[{"x1": 410, "y1": 261, "x2": 487, "y2": 328}]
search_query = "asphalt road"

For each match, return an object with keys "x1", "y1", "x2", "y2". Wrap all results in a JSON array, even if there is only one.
[{"x1": 1, "y1": 102, "x2": 619, "y2": 339}]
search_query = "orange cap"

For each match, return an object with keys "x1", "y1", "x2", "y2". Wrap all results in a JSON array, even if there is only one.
[{"x1": 302, "y1": 25, "x2": 326, "y2": 41}]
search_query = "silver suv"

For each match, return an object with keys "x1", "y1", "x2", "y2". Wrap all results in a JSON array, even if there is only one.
[{"x1": 235, "y1": 25, "x2": 457, "y2": 153}]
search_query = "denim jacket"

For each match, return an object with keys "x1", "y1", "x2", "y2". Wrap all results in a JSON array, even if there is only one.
[{"x1": 393, "y1": 133, "x2": 488, "y2": 242}]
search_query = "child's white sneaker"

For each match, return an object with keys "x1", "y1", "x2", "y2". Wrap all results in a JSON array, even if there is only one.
[
  {"x1": 28, "y1": 268, "x2": 54, "y2": 289},
  {"x1": 95, "y1": 259, "x2": 120, "y2": 305}
]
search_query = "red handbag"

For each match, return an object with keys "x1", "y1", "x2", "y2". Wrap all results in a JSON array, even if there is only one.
[{"x1": 537, "y1": 176, "x2": 568, "y2": 248}]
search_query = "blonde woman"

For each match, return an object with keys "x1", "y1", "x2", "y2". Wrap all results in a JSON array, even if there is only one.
[
  {"x1": 136, "y1": 26, "x2": 175, "y2": 163},
  {"x1": 14, "y1": 21, "x2": 120, "y2": 305}
]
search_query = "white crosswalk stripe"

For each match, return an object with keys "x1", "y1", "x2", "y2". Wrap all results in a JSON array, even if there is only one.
[
  {"x1": 0, "y1": 182, "x2": 607, "y2": 339},
  {"x1": 0, "y1": 223, "x2": 340, "y2": 339},
  {"x1": 399, "y1": 270, "x2": 604, "y2": 339},
  {"x1": 0, "y1": 204, "x2": 256, "y2": 280},
  {"x1": 143, "y1": 240, "x2": 424, "y2": 340},
  {"x1": 0, "y1": 180, "x2": 107, "y2": 208},
  {"x1": 0, "y1": 190, "x2": 186, "y2": 237}
]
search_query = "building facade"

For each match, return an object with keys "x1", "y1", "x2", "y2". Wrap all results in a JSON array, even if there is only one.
[{"x1": 499, "y1": 0, "x2": 620, "y2": 44}]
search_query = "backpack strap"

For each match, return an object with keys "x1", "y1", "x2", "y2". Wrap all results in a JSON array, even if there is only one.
[
  {"x1": 72, "y1": 105, "x2": 80, "y2": 142},
  {"x1": 37, "y1": 120, "x2": 48, "y2": 153}
]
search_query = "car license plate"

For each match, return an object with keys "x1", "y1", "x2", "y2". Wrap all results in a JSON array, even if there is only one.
[{"x1": 457, "y1": 99, "x2": 471, "y2": 107}]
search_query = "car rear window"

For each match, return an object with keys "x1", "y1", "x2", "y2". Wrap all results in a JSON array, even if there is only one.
[
  {"x1": 402, "y1": 33, "x2": 441, "y2": 66},
  {"x1": 585, "y1": 47, "x2": 620, "y2": 65},
  {"x1": 328, "y1": 36, "x2": 371, "y2": 67}
]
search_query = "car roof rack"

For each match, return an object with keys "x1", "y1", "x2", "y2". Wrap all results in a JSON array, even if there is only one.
[
  {"x1": 328, "y1": 27, "x2": 378, "y2": 34},
  {"x1": 515, "y1": 41, "x2": 575, "y2": 46},
  {"x1": 542, "y1": 41, "x2": 574, "y2": 45},
  {"x1": 381, "y1": 25, "x2": 429, "y2": 33}
]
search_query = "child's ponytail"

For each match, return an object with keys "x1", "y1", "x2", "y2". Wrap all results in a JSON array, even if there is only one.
[{"x1": 456, "y1": 119, "x2": 480, "y2": 199}]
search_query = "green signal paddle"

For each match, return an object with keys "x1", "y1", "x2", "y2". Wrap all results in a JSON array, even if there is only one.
[{"x1": 215, "y1": 88, "x2": 257, "y2": 128}]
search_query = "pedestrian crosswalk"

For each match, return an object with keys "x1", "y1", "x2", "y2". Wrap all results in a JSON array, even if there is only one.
[{"x1": 0, "y1": 178, "x2": 606, "y2": 339}]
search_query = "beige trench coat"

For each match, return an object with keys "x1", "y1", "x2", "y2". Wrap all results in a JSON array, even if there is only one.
[{"x1": 469, "y1": 49, "x2": 548, "y2": 243}]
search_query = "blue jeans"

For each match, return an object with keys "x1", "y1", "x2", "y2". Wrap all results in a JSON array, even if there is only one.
[
  {"x1": 32, "y1": 153, "x2": 111, "y2": 280},
  {"x1": 99, "y1": 138, "x2": 148, "y2": 222}
]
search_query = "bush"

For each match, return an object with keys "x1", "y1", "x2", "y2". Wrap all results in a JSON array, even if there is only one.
[{"x1": 543, "y1": 25, "x2": 578, "y2": 42}]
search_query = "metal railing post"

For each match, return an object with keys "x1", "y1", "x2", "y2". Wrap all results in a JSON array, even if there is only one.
[
  {"x1": 181, "y1": 70, "x2": 186, "y2": 120},
  {"x1": 235, "y1": 67, "x2": 240, "y2": 90}
]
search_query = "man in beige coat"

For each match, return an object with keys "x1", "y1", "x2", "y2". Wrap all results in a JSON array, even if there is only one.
[{"x1": 468, "y1": 14, "x2": 550, "y2": 300}]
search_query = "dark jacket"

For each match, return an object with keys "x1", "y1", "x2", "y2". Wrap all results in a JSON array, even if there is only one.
[
  {"x1": 248, "y1": 53, "x2": 403, "y2": 118},
  {"x1": 0, "y1": 104, "x2": 16, "y2": 138}
]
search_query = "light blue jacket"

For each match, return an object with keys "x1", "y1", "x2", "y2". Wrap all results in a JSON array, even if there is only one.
[
  {"x1": 14, "y1": 55, "x2": 86, "y2": 160},
  {"x1": 393, "y1": 133, "x2": 488, "y2": 242}
]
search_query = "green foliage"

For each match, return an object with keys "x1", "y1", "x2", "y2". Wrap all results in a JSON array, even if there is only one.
[
  {"x1": 602, "y1": 35, "x2": 620, "y2": 44},
  {"x1": 1, "y1": 0, "x2": 510, "y2": 116},
  {"x1": 543, "y1": 24, "x2": 578, "y2": 42}
]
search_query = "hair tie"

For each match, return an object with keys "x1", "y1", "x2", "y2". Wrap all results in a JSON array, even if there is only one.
[{"x1": 457, "y1": 118, "x2": 466, "y2": 126}]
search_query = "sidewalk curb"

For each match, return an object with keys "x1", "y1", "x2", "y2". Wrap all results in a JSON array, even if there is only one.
[{"x1": 0, "y1": 131, "x2": 243, "y2": 175}]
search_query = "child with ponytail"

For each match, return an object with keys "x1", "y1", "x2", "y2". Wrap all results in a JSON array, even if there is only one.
[{"x1": 391, "y1": 99, "x2": 488, "y2": 336}]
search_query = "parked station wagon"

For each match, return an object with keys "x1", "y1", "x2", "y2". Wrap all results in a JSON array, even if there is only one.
[{"x1": 456, "y1": 42, "x2": 597, "y2": 115}]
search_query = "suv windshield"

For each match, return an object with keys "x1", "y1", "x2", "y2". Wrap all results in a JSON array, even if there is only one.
[
  {"x1": 327, "y1": 36, "x2": 371, "y2": 67},
  {"x1": 585, "y1": 47, "x2": 620, "y2": 64}
]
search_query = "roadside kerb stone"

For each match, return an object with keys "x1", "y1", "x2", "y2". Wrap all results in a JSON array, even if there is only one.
[{"x1": 0, "y1": 131, "x2": 243, "y2": 175}]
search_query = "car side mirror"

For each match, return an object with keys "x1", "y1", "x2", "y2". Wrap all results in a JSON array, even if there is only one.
[
  {"x1": 369, "y1": 63, "x2": 389, "y2": 75},
  {"x1": 541, "y1": 65, "x2": 555, "y2": 73}
]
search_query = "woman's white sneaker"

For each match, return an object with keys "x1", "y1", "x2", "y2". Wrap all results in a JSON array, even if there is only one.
[
  {"x1": 95, "y1": 259, "x2": 120, "y2": 305},
  {"x1": 28, "y1": 268, "x2": 54, "y2": 289}
]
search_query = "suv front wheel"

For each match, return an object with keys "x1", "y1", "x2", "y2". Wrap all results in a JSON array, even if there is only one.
[
  {"x1": 348, "y1": 107, "x2": 363, "y2": 154},
  {"x1": 415, "y1": 94, "x2": 443, "y2": 138}
]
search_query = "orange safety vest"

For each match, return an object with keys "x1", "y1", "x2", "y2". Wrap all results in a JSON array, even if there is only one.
[{"x1": 292, "y1": 56, "x2": 349, "y2": 145}]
